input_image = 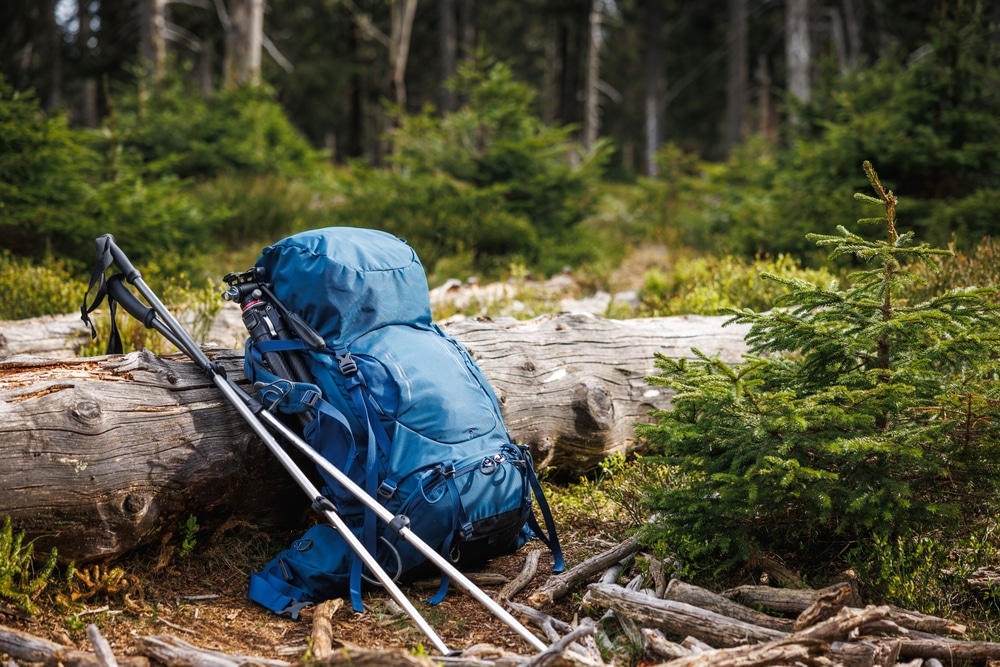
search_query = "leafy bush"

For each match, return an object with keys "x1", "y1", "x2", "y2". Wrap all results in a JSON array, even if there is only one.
[
  {"x1": 636, "y1": 253, "x2": 836, "y2": 316},
  {"x1": 108, "y1": 77, "x2": 324, "y2": 180},
  {"x1": 637, "y1": 162, "x2": 1000, "y2": 577},
  {"x1": 386, "y1": 58, "x2": 609, "y2": 277},
  {"x1": 0, "y1": 76, "x2": 95, "y2": 261},
  {"x1": 0, "y1": 516, "x2": 58, "y2": 615},
  {"x1": 323, "y1": 166, "x2": 540, "y2": 281},
  {"x1": 193, "y1": 173, "x2": 328, "y2": 252},
  {"x1": 0, "y1": 252, "x2": 87, "y2": 320}
]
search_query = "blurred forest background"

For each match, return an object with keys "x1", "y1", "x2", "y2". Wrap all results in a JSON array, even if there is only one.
[{"x1": 2, "y1": 0, "x2": 1000, "y2": 320}]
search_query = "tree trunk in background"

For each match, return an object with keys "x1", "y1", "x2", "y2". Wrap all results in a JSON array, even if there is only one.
[
  {"x1": 389, "y1": 0, "x2": 418, "y2": 110},
  {"x1": 583, "y1": 0, "x2": 602, "y2": 150},
  {"x1": 642, "y1": 0, "x2": 663, "y2": 177},
  {"x1": 786, "y1": 0, "x2": 811, "y2": 104},
  {"x1": 756, "y1": 54, "x2": 776, "y2": 142},
  {"x1": 139, "y1": 0, "x2": 167, "y2": 80},
  {"x1": 78, "y1": 0, "x2": 98, "y2": 127},
  {"x1": 458, "y1": 0, "x2": 475, "y2": 57},
  {"x1": 439, "y1": 0, "x2": 456, "y2": 113},
  {"x1": 347, "y1": 20, "x2": 366, "y2": 159},
  {"x1": 725, "y1": 0, "x2": 748, "y2": 157},
  {"x1": 841, "y1": 0, "x2": 861, "y2": 67},
  {"x1": 225, "y1": 0, "x2": 264, "y2": 86},
  {"x1": 42, "y1": 0, "x2": 63, "y2": 110}
]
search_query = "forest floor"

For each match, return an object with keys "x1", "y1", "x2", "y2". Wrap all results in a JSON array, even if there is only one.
[{"x1": 1, "y1": 512, "x2": 627, "y2": 664}]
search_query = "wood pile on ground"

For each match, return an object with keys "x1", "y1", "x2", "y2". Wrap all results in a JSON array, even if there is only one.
[{"x1": 2, "y1": 538, "x2": 995, "y2": 667}]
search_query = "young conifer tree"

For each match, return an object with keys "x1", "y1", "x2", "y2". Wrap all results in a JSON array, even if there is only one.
[{"x1": 637, "y1": 161, "x2": 1000, "y2": 573}]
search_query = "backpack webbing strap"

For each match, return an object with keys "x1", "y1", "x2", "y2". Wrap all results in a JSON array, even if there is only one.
[
  {"x1": 337, "y1": 350, "x2": 393, "y2": 613},
  {"x1": 426, "y1": 468, "x2": 470, "y2": 605},
  {"x1": 525, "y1": 461, "x2": 565, "y2": 573},
  {"x1": 247, "y1": 569, "x2": 311, "y2": 620}
]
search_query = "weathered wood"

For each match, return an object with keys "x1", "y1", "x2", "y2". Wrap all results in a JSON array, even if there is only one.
[
  {"x1": 441, "y1": 313, "x2": 749, "y2": 472},
  {"x1": 793, "y1": 581, "x2": 852, "y2": 631},
  {"x1": 0, "y1": 350, "x2": 301, "y2": 563},
  {"x1": 310, "y1": 599, "x2": 344, "y2": 661},
  {"x1": 86, "y1": 625, "x2": 119, "y2": 667},
  {"x1": 135, "y1": 634, "x2": 291, "y2": 667},
  {"x1": 722, "y1": 585, "x2": 966, "y2": 637},
  {"x1": 662, "y1": 579, "x2": 794, "y2": 633},
  {"x1": 529, "y1": 537, "x2": 641, "y2": 606},
  {"x1": 897, "y1": 638, "x2": 1000, "y2": 662},
  {"x1": 650, "y1": 637, "x2": 828, "y2": 667},
  {"x1": 1, "y1": 310, "x2": 749, "y2": 472},
  {"x1": 0, "y1": 624, "x2": 66, "y2": 662},
  {"x1": 497, "y1": 549, "x2": 542, "y2": 602},
  {"x1": 585, "y1": 583, "x2": 787, "y2": 648}
]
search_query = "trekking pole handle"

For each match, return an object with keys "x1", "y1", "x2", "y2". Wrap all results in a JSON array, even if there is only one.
[
  {"x1": 97, "y1": 233, "x2": 141, "y2": 283},
  {"x1": 106, "y1": 274, "x2": 157, "y2": 327}
]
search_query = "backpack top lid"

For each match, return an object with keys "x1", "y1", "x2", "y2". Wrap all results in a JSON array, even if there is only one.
[{"x1": 255, "y1": 227, "x2": 433, "y2": 344}]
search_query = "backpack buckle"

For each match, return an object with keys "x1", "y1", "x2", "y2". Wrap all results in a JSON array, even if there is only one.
[
  {"x1": 337, "y1": 351, "x2": 358, "y2": 375},
  {"x1": 378, "y1": 479, "x2": 398, "y2": 500}
]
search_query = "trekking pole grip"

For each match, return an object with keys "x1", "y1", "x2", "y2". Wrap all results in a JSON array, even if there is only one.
[
  {"x1": 96, "y1": 233, "x2": 141, "y2": 283},
  {"x1": 106, "y1": 274, "x2": 157, "y2": 327}
]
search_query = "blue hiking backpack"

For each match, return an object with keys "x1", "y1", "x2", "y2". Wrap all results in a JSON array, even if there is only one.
[{"x1": 241, "y1": 227, "x2": 563, "y2": 617}]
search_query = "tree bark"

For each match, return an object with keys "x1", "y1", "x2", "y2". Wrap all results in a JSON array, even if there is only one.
[
  {"x1": 139, "y1": 0, "x2": 167, "y2": 80},
  {"x1": 389, "y1": 0, "x2": 419, "y2": 110},
  {"x1": 582, "y1": 0, "x2": 603, "y2": 151},
  {"x1": 0, "y1": 313, "x2": 748, "y2": 563},
  {"x1": 642, "y1": 0, "x2": 663, "y2": 177},
  {"x1": 224, "y1": 0, "x2": 264, "y2": 86},
  {"x1": 439, "y1": 0, "x2": 456, "y2": 113},
  {"x1": 724, "y1": 0, "x2": 748, "y2": 156},
  {"x1": 786, "y1": 0, "x2": 811, "y2": 104},
  {"x1": 0, "y1": 349, "x2": 303, "y2": 564}
]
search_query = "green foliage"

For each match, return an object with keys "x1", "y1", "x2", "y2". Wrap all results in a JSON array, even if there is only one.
[
  {"x1": 771, "y1": 0, "x2": 1000, "y2": 256},
  {"x1": 637, "y1": 253, "x2": 837, "y2": 316},
  {"x1": 0, "y1": 516, "x2": 58, "y2": 615},
  {"x1": 637, "y1": 162, "x2": 1000, "y2": 576},
  {"x1": 0, "y1": 252, "x2": 87, "y2": 320},
  {"x1": 192, "y1": 173, "x2": 329, "y2": 251},
  {"x1": 633, "y1": 3, "x2": 1000, "y2": 263},
  {"x1": 385, "y1": 58, "x2": 609, "y2": 277},
  {"x1": 109, "y1": 76, "x2": 324, "y2": 181},
  {"x1": 179, "y1": 515, "x2": 199, "y2": 558},
  {"x1": 0, "y1": 76, "x2": 95, "y2": 260}
]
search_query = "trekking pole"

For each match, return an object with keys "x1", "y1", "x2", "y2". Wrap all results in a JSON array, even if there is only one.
[{"x1": 95, "y1": 236, "x2": 452, "y2": 656}]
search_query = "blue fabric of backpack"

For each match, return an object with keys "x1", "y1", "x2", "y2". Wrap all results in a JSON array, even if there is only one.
[{"x1": 243, "y1": 227, "x2": 563, "y2": 618}]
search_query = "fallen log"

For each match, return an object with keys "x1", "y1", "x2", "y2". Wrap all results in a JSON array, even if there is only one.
[
  {"x1": 0, "y1": 349, "x2": 302, "y2": 563},
  {"x1": 0, "y1": 314, "x2": 747, "y2": 563},
  {"x1": 661, "y1": 579, "x2": 794, "y2": 633},
  {"x1": 1, "y1": 309, "x2": 750, "y2": 474},
  {"x1": 722, "y1": 584, "x2": 966, "y2": 636},
  {"x1": 584, "y1": 583, "x2": 787, "y2": 648}
]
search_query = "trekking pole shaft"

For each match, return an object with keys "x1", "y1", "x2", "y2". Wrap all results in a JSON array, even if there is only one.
[
  {"x1": 213, "y1": 376, "x2": 451, "y2": 656},
  {"x1": 256, "y1": 409, "x2": 548, "y2": 651}
]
